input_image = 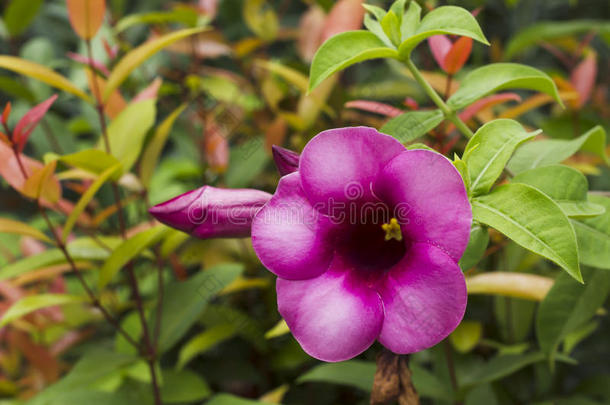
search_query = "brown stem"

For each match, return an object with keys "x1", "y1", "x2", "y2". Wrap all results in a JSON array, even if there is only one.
[
  {"x1": 444, "y1": 74, "x2": 453, "y2": 101},
  {"x1": 371, "y1": 349, "x2": 420, "y2": 405},
  {"x1": 37, "y1": 204, "x2": 138, "y2": 348},
  {"x1": 13, "y1": 146, "x2": 28, "y2": 179},
  {"x1": 86, "y1": 39, "x2": 162, "y2": 405}
]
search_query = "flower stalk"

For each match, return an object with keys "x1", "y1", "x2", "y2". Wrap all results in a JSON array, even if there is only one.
[{"x1": 403, "y1": 58, "x2": 474, "y2": 139}]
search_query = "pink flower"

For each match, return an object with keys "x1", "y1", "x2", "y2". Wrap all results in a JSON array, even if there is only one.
[{"x1": 151, "y1": 127, "x2": 472, "y2": 362}]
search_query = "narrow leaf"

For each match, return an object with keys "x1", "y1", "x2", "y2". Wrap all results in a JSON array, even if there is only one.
[
  {"x1": 536, "y1": 268, "x2": 610, "y2": 358},
  {"x1": 62, "y1": 163, "x2": 122, "y2": 243},
  {"x1": 447, "y1": 63, "x2": 562, "y2": 110},
  {"x1": 177, "y1": 324, "x2": 237, "y2": 369},
  {"x1": 0, "y1": 294, "x2": 85, "y2": 327},
  {"x1": 472, "y1": 183, "x2": 581, "y2": 281},
  {"x1": 98, "y1": 225, "x2": 168, "y2": 288},
  {"x1": 507, "y1": 125, "x2": 608, "y2": 174},
  {"x1": 297, "y1": 361, "x2": 376, "y2": 392},
  {"x1": 0, "y1": 218, "x2": 51, "y2": 243},
  {"x1": 13, "y1": 95, "x2": 58, "y2": 153},
  {"x1": 0, "y1": 56, "x2": 92, "y2": 102},
  {"x1": 66, "y1": 0, "x2": 106, "y2": 40},
  {"x1": 139, "y1": 104, "x2": 186, "y2": 187},
  {"x1": 60, "y1": 149, "x2": 122, "y2": 177},
  {"x1": 103, "y1": 27, "x2": 207, "y2": 101}
]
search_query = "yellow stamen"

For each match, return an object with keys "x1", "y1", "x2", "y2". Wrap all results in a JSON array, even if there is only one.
[{"x1": 382, "y1": 218, "x2": 403, "y2": 241}]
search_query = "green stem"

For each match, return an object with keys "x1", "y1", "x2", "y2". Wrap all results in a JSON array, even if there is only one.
[{"x1": 403, "y1": 58, "x2": 474, "y2": 139}]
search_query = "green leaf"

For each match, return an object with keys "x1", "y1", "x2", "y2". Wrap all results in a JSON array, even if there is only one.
[
  {"x1": 400, "y1": 0, "x2": 421, "y2": 39},
  {"x1": 98, "y1": 225, "x2": 168, "y2": 289},
  {"x1": 177, "y1": 323, "x2": 237, "y2": 369},
  {"x1": 472, "y1": 183, "x2": 581, "y2": 282},
  {"x1": 309, "y1": 31, "x2": 398, "y2": 91},
  {"x1": 381, "y1": 11, "x2": 402, "y2": 46},
  {"x1": 62, "y1": 164, "x2": 122, "y2": 243},
  {"x1": 397, "y1": 6, "x2": 488, "y2": 57},
  {"x1": 103, "y1": 27, "x2": 207, "y2": 101},
  {"x1": 508, "y1": 125, "x2": 609, "y2": 174},
  {"x1": 265, "y1": 319, "x2": 290, "y2": 339},
  {"x1": 243, "y1": 0, "x2": 279, "y2": 41},
  {"x1": 115, "y1": 8, "x2": 199, "y2": 33},
  {"x1": 100, "y1": 99, "x2": 156, "y2": 172},
  {"x1": 380, "y1": 109, "x2": 443, "y2": 144},
  {"x1": 410, "y1": 363, "x2": 453, "y2": 401},
  {"x1": 0, "y1": 294, "x2": 85, "y2": 327},
  {"x1": 458, "y1": 225, "x2": 489, "y2": 271},
  {"x1": 161, "y1": 369, "x2": 211, "y2": 403},
  {"x1": 464, "y1": 119, "x2": 538, "y2": 195},
  {"x1": 505, "y1": 20, "x2": 610, "y2": 60},
  {"x1": 225, "y1": 138, "x2": 269, "y2": 188},
  {"x1": 450, "y1": 320, "x2": 483, "y2": 353},
  {"x1": 572, "y1": 195, "x2": 610, "y2": 269},
  {"x1": 60, "y1": 150, "x2": 122, "y2": 178},
  {"x1": 0, "y1": 218, "x2": 51, "y2": 243},
  {"x1": 447, "y1": 63, "x2": 562, "y2": 110},
  {"x1": 206, "y1": 394, "x2": 272, "y2": 405},
  {"x1": 297, "y1": 361, "x2": 375, "y2": 392},
  {"x1": 460, "y1": 352, "x2": 545, "y2": 386},
  {"x1": 512, "y1": 165, "x2": 605, "y2": 218},
  {"x1": 0, "y1": 56, "x2": 92, "y2": 102},
  {"x1": 3, "y1": 0, "x2": 43, "y2": 37},
  {"x1": 157, "y1": 263, "x2": 244, "y2": 352},
  {"x1": 536, "y1": 268, "x2": 610, "y2": 358},
  {"x1": 139, "y1": 104, "x2": 186, "y2": 187},
  {"x1": 0, "y1": 237, "x2": 116, "y2": 281}
]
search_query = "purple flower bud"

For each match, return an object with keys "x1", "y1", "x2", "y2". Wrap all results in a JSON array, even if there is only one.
[
  {"x1": 149, "y1": 186, "x2": 272, "y2": 239},
  {"x1": 271, "y1": 145, "x2": 300, "y2": 176}
]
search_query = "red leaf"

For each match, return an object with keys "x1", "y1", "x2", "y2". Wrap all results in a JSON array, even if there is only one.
[
  {"x1": 444, "y1": 36, "x2": 473, "y2": 74},
  {"x1": 297, "y1": 5, "x2": 326, "y2": 62},
  {"x1": 102, "y1": 38, "x2": 118, "y2": 59},
  {"x1": 459, "y1": 93, "x2": 522, "y2": 122},
  {"x1": 570, "y1": 52, "x2": 597, "y2": 108},
  {"x1": 13, "y1": 95, "x2": 58, "y2": 153},
  {"x1": 345, "y1": 100, "x2": 404, "y2": 118},
  {"x1": 428, "y1": 35, "x2": 452, "y2": 71},
  {"x1": 66, "y1": 52, "x2": 110, "y2": 76},
  {"x1": 403, "y1": 97, "x2": 419, "y2": 110},
  {"x1": 132, "y1": 77, "x2": 162, "y2": 103},
  {"x1": 204, "y1": 116, "x2": 229, "y2": 173},
  {"x1": 321, "y1": 0, "x2": 365, "y2": 41}
]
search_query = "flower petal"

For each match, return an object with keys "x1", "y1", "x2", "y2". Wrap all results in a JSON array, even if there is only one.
[
  {"x1": 252, "y1": 172, "x2": 335, "y2": 280},
  {"x1": 277, "y1": 260, "x2": 383, "y2": 362},
  {"x1": 271, "y1": 145, "x2": 300, "y2": 176},
  {"x1": 149, "y1": 186, "x2": 271, "y2": 238},
  {"x1": 373, "y1": 149, "x2": 472, "y2": 261},
  {"x1": 377, "y1": 243, "x2": 467, "y2": 354},
  {"x1": 299, "y1": 126, "x2": 405, "y2": 213}
]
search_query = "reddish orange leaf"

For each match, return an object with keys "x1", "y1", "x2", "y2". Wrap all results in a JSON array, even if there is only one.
[
  {"x1": 1, "y1": 102, "x2": 11, "y2": 125},
  {"x1": 570, "y1": 52, "x2": 597, "y2": 108},
  {"x1": 66, "y1": 0, "x2": 106, "y2": 40},
  {"x1": 204, "y1": 118, "x2": 229, "y2": 173},
  {"x1": 132, "y1": 77, "x2": 162, "y2": 103},
  {"x1": 297, "y1": 5, "x2": 326, "y2": 62},
  {"x1": 13, "y1": 95, "x2": 58, "y2": 153},
  {"x1": 428, "y1": 35, "x2": 452, "y2": 70},
  {"x1": 444, "y1": 36, "x2": 473, "y2": 74},
  {"x1": 321, "y1": 0, "x2": 365, "y2": 41},
  {"x1": 344, "y1": 100, "x2": 404, "y2": 118},
  {"x1": 86, "y1": 69, "x2": 126, "y2": 119}
]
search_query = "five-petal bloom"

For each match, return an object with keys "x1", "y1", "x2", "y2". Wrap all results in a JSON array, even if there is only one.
[{"x1": 151, "y1": 126, "x2": 472, "y2": 362}]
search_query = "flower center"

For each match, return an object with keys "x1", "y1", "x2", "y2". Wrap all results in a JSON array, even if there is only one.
[
  {"x1": 336, "y1": 211, "x2": 408, "y2": 277},
  {"x1": 381, "y1": 218, "x2": 403, "y2": 241}
]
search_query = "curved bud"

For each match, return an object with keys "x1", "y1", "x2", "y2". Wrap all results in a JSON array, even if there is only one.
[
  {"x1": 149, "y1": 186, "x2": 272, "y2": 239},
  {"x1": 272, "y1": 145, "x2": 300, "y2": 176}
]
